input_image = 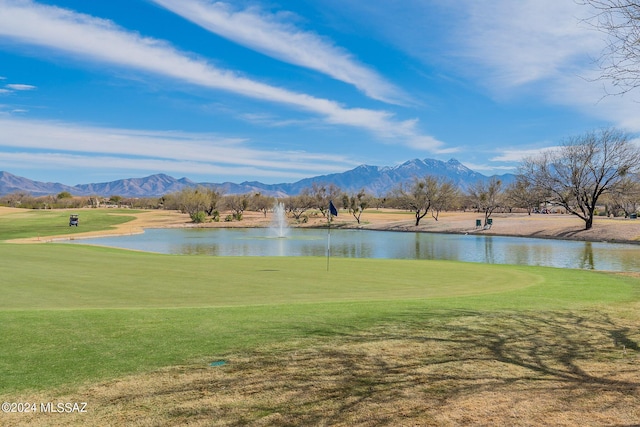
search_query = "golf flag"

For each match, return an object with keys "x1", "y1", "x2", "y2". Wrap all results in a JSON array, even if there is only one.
[
  {"x1": 329, "y1": 200, "x2": 338, "y2": 217},
  {"x1": 326, "y1": 200, "x2": 338, "y2": 271}
]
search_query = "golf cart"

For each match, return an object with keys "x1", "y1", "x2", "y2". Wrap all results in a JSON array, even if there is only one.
[{"x1": 69, "y1": 214, "x2": 79, "y2": 227}]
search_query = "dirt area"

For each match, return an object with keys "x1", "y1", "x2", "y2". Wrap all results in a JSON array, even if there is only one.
[{"x1": 4, "y1": 206, "x2": 640, "y2": 244}]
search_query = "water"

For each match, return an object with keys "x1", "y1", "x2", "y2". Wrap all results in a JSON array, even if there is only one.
[
  {"x1": 65, "y1": 228, "x2": 640, "y2": 272},
  {"x1": 269, "y1": 202, "x2": 289, "y2": 238}
]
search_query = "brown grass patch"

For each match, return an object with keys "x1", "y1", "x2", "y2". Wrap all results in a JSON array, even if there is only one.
[{"x1": 4, "y1": 310, "x2": 639, "y2": 426}]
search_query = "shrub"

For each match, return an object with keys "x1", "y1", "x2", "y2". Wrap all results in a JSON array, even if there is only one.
[{"x1": 190, "y1": 211, "x2": 207, "y2": 223}]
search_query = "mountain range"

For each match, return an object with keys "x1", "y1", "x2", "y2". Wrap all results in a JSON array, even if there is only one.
[{"x1": 0, "y1": 158, "x2": 515, "y2": 198}]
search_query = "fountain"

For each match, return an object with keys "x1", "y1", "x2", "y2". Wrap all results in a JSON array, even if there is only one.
[{"x1": 269, "y1": 202, "x2": 289, "y2": 238}]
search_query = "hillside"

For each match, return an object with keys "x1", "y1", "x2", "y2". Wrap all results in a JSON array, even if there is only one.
[{"x1": 0, "y1": 158, "x2": 515, "y2": 197}]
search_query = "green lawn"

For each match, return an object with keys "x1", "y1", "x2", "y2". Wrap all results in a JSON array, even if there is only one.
[
  {"x1": 1, "y1": 242, "x2": 638, "y2": 394},
  {"x1": 0, "y1": 209, "x2": 640, "y2": 418},
  {"x1": 0, "y1": 208, "x2": 137, "y2": 240}
]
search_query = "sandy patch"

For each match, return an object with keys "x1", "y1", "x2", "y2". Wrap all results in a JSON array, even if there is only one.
[{"x1": 3, "y1": 206, "x2": 640, "y2": 244}]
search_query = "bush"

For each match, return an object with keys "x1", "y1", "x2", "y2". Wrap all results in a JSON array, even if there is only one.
[{"x1": 190, "y1": 211, "x2": 207, "y2": 223}]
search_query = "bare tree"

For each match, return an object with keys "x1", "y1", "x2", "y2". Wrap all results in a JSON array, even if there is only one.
[
  {"x1": 223, "y1": 194, "x2": 249, "y2": 220},
  {"x1": 308, "y1": 183, "x2": 342, "y2": 218},
  {"x1": 396, "y1": 176, "x2": 449, "y2": 226},
  {"x1": 466, "y1": 178, "x2": 503, "y2": 227},
  {"x1": 430, "y1": 179, "x2": 459, "y2": 221},
  {"x1": 581, "y1": 0, "x2": 640, "y2": 95},
  {"x1": 284, "y1": 194, "x2": 314, "y2": 221},
  {"x1": 605, "y1": 174, "x2": 640, "y2": 216},
  {"x1": 505, "y1": 177, "x2": 548, "y2": 215},
  {"x1": 175, "y1": 186, "x2": 213, "y2": 223},
  {"x1": 520, "y1": 128, "x2": 640, "y2": 229},
  {"x1": 249, "y1": 193, "x2": 275, "y2": 217},
  {"x1": 342, "y1": 189, "x2": 369, "y2": 224},
  {"x1": 202, "y1": 187, "x2": 222, "y2": 217},
  {"x1": 1, "y1": 191, "x2": 30, "y2": 208}
]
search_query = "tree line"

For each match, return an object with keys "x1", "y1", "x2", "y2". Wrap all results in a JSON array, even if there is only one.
[{"x1": 2, "y1": 128, "x2": 639, "y2": 230}]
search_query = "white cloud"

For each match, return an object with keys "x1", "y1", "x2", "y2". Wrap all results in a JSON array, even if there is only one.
[
  {"x1": 0, "y1": 151, "x2": 313, "y2": 179},
  {"x1": 0, "y1": 0, "x2": 441, "y2": 150},
  {"x1": 439, "y1": 0, "x2": 640, "y2": 132},
  {"x1": 463, "y1": 162, "x2": 517, "y2": 174},
  {"x1": 406, "y1": 135, "x2": 456, "y2": 152},
  {"x1": 491, "y1": 146, "x2": 561, "y2": 163},
  {"x1": 6, "y1": 83, "x2": 36, "y2": 90},
  {"x1": 0, "y1": 117, "x2": 357, "y2": 176},
  {"x1": 0, "y1": 89, "x2": 11, "y2": 94},
  {"x1": 451, "y1": 1, "x2": 599, "y2": 89},
  {"x1": 150, "y1": 0, "x2": 408, "y2": 105}
]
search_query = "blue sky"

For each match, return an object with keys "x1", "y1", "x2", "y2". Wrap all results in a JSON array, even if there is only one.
[{"x1": 0, "y1": 0, "x2": 638, "y2": 185}]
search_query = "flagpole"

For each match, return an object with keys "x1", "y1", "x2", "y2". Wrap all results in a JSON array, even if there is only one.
[
  {"x1": 326, "y1": 212, "x2": 331, "y2": 271},
  {"x1": 326, "y1": 200, "x2": 337, "y2": 272}
]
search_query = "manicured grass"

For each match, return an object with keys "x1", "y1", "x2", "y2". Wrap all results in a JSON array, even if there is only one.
[
  {"x1": 0, "y1": 244, "x2": 541, "y2": 310},
  {"x1": 1, "y1": 209, "x2": 638, "y2": 425},
  {"x1": 1, "y1": 242, "x2": 638, "y2": 394},
  {"x1": 0, "y1": 208, "x2": 138, "y2": 240}
]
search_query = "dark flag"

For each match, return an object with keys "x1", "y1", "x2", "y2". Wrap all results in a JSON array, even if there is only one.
[
  {"x1": 329, "y1": 200, "x2": 338, "y2": 217},
  {"x1": 327, "y1": 200, "x2": 338, "y2": 271}
]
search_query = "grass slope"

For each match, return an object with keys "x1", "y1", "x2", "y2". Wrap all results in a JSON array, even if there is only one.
[
  {"x1": 1, "y1": 243, "x2": 638, "y2": 395},
  {"x1": 0, "y1": 208, "x2": 137, "y2": 240},
  {"x1": 1, "y1": 209, "x2": 639, "y2": 425}
]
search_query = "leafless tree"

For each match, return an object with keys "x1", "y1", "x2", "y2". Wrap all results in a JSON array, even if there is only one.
[
  {"x1": 430, "y1": 179, "x2": 459, "y2": 221},
  {"x1": 504, "y1": 177, "x2": 548, "y2": 215},
  {"x1": 520, "y1": 128, "x2": 640, "y2": 229},
  {"x1": 223, "y1": 194, "x2": 249, "y2": 220},
  {"x1": 342, "y1": 189, "x2": 369, "y2": 224},
  {"x1": 171, "y1": 186, "x2": 220, "y2": 222},
  {"x1": 605, "y1": 174, "x2": 640, "y2": 216},
  {"x1": 466, "y1": 178, "x2": 503, "y2": 227},
  {"x1": 283, "y1": 194, "x2": 314, "y2": 221},
  {"x1": 396, "y1": 176, "x2": 453, "y2": 226},
  {"x1": 308, "y1": 183, "x2": 342, "y2": 217},
  {"x1": 581, "y1": 0, "x2": 640, "y2": 96},
  {"x1": 249, "y1": 193, "x2": 275, "y2": 217}
]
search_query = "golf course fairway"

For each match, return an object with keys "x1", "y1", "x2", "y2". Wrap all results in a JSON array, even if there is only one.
[
  {"x1": 0, "y1": 208, "x2": 639, "y2": 426},
  {"x1": 1, "y1": 242, "x2": 638, "y2": 393}
]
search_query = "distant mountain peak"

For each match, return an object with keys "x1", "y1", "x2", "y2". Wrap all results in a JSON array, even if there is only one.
[{"x1": 0, "y1": 158, "x2": 515, "y2": 198}]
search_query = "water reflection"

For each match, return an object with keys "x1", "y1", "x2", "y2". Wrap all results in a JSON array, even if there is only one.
[
  {"x1": 65, "y1": 228, "x2": 640, "y2": 272},
  {"x1": 484, "y1": 237, "x2": 494, "y2": 264},
  {"x1": 579, "y1": 242, "x2": 594, "y2": 270}
]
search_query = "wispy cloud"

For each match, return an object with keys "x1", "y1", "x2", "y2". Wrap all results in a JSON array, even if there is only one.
[
  {"x1": 429, "y1": 0, "x2": 640, "y2": 132},
  {"x1": 0, "y1": 151, "x2": 314, "y2": 180},
  {"x1": 463, "y1": 162, "x2": 517, "y2": 173},
  {"x1": 0, "y1": 117, "x2": 357, "y2": 178},
  {"x1": 491, "y1": 146, "x2": 561, "y2": 163},
  {"x1": 6, "y1": 83, "x2": 36, "y2": 90},
  {"x1": 150, "y1": 0, "x2": 408, "y2": 105},
  {"x1": 0, "y1": 0, "x2": 441, "y2": 150},
  {"x1": 455, "y1": 0, "x2": 598, "y2": 89}
]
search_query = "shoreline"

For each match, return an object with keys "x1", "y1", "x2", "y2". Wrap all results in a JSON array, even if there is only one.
[{"x1": 5, "y1": 208, "x2": 640, "y2": 245}]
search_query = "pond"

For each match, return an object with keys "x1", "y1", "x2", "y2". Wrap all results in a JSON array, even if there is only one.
[{"x1": 66, "y1": 228, "x2": 640, "y2": 272}]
